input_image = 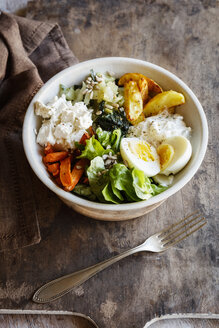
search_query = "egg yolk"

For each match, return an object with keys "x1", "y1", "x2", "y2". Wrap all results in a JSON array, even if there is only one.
[
  {"x1": 129, "y1": 141, "x2": 155, "y2": 162},
  {"x1": 157, "y1": 143, "x2": 174, "y2": 171}
]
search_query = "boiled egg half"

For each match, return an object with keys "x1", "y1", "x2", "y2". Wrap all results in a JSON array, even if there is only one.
[
  {"x1": 157, "y1": 136, "x2": 192, "y2": 176},
  {"x1": 120, "y1": 138, "x2": 160, "y2": 177}
]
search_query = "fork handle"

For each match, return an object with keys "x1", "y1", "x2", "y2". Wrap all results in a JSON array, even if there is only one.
[{"x1": 33, "y1": 244, "x2": 145, "y2": 303}]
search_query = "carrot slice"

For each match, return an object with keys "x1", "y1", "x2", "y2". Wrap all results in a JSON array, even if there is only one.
[
  {"x1": 65, "y1": 159, "x2": 89, "y2": 191},
  {"x1": 44, "y1": 151, "x2": 68, "y2": 163},
  {"x1": 79, "y1": 132, "x2": 90, "y2": 145},
  {"x1": 44, "y1": 143, "x2": 54, "y2": 155},
  {"x1": 60, "y1": 157, "x2": 73, "y2": 187},
  {"x1": 88, "y1": 126, "x2": 95, "y2": 136},
  {"x1": 47, "y1": 163, "x2": 60, "y2": 176}
]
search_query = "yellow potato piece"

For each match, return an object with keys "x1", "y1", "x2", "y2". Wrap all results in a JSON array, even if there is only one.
[
  {"x1": 143, "y1": 90, "x2": 185, "y2": 117},
  {"x1": 118, "y1": 73, "x2": 145, "y2": 86},
  {"x1": 131, "y1": 112, "x2": 145, "y2": 125},
  {"x1": 138, "y1": 77, "x2": 148, "y2": 104},
  {"x1": 118, "y1": 73, "x2": 163, "y2": 97},
  {"x1": 145, "y1": 78, "x2": 163, "y2": 97},
  {"x1": 124, "y1": 81, "x2": 143, "y2": 123},
  {"x1": 157, "y1": 144, "x2": 174, "y2": 171}
]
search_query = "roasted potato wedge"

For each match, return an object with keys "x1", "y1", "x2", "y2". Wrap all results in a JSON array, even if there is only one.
[
  {"x1": 138, "y1": 77, "x2": 148, "y2": 104},
  {"x1": 124, "y1": 81, "x2": 143, "y2": 123},
  {"x1": 118, "y1": 73, "x2": 144, "y2": 86},
  {"x1": 143, "y1": 90, "x2": 185, "y2": 117},
  {"x1": 146, "y1": 78, "x2": 163, "y2": 98},
  {"x1": 118, "y1": 73, "x2": 163, "y2": 98},
  {"x1": 131, "y1": 112, "x2": 145, "y2": 125}
]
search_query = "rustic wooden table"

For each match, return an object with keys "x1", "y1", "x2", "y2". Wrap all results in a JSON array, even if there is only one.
[{"x1": 0, "y1": 1, "x2": 218, "y2": 328}]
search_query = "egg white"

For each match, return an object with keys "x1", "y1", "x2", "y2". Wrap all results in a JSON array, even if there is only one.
[
  {"x1": 153, "y1": 174, "x2": 174, "y2": 186},
  {"x1": 120, "y1": 138, "x2": 160, "y2": 177},
  {"x1": 161, "y1": 136, "x2": 192, "y2": 176}
]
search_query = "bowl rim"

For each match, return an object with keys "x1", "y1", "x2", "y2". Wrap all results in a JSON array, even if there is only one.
[{"x1": 22, "y1": 57, "x2": 208, "y2": 211}]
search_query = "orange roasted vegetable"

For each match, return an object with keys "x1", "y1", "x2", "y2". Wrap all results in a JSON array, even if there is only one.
[
  {"x1": 60, "y1": 157, "x2": 73, "y2": 187},
  {"x1": 44, "y1": 143, "x2": 54, "y2": 155},
  {"x1": 47, "y1": 162, "x2": 60, "y2": 176},
  {"x1": 65, "y1": 159, "x2": 89, "y2": 191},
  {"x1": 43, "y1": 151, "x2": 68, "y2": 163},
  {"x1": 79, "y1": 132, "x2": 91, "y2": 146},
  {"x1": 88, "y1": 126, "x2": 95, "y2": 136}
]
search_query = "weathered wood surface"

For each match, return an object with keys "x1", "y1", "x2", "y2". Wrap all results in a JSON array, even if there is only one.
[{"x1": 0, "y1": 1, "x2": 218, "y2": 328}]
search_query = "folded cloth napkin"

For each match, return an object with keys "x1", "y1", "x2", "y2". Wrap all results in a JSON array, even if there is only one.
[{"x1": 0, "y1": 12, "x2": 78, "y2": 252}]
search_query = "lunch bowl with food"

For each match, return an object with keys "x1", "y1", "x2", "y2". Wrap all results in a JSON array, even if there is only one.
[{"x1": 22, "y1": 57, "x2": 208, "y2": 220}]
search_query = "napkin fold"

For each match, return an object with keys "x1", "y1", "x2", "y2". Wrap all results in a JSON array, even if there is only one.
[{"x1": 0, "y1": 12, "x2": 78, "y2": 252}]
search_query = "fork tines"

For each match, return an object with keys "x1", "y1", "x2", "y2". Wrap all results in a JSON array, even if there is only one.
[{"x1": 159, "y1": 211, "x2": 207, "y2": 248}]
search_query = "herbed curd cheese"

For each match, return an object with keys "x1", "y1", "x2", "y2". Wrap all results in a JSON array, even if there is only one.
[
  {"x1": 35, "y1": 94, "x2": 93, "y2": 150},
  {"x1": 127, "y1": 110, "x2": 191, "y2": 147}
]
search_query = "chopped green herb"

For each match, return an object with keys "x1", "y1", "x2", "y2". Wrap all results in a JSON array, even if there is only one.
[{"x1": 96, "y1": 111, "x2": 130, "y2": 134}]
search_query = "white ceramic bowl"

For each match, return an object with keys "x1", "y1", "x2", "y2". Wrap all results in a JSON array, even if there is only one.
[{"x1": 22, "y1": 57, "x2": 208, "y2": 220}]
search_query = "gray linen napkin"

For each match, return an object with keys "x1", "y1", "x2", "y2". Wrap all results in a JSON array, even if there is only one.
[{"x1": 0, "y1": 12, "x2": 78, "y2": 251}]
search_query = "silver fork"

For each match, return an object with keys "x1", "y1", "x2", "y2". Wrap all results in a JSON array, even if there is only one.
[{"x1": 33, "y1": 212, "x2": 206, "y2": 303}]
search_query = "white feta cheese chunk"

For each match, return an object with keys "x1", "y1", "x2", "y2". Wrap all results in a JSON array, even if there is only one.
[
  {"x1": 72, "y1": 102, "x2": 93, "y2": 128},
  {"x1": 36, "y1": 120, "x2": 56, "y2": 146},
  {"x1": 34, "y1": 101, "x2": 54, "y2": 119},
  {"x1": 35, "y1": 95, "x2": 93, "y2": 150},
  {"x1": 54, "y1": 122, "x2": 73, "y2": 139},
  {"x1": 61, "y1": 109, "x2": 76, "y2": 123}
]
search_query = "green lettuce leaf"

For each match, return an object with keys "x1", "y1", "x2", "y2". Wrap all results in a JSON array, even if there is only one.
[
  {"x1": 87, "y1": 157, "x2": 109, "y2": 201},
  {"x1": 96, "y1": 127, "x2": 111, "y2": 148},
  {"x1": 73, "y1": 184, "x2": 96, "y2": 201},
  {"x1": 109, "y1": 164, "x2": 140, "y2": 201},
  {"x1": 110, "y1": 129, "x2": 122, "y2": 152},
  {"x1": 96, "y1": 127, "x2": 122, "y2": 152},
  {"x1": 102, "y1": 183, "x2": 121, "y2": 204},
  {"x1": 78, "y1": 136, "x2": 105, "y2": 160},
  {"x1": 111, "y1": 183, "x2": 124, "y2": 201},
  {"x1": 132, "y1": 168, "x2": 153, "y2": 200},
  {"x1": 79, "y1": 131, "x2": 119, "y2": 160},
  {"x1": 151, "y1": 183, "x2": 168, "y2": 196}
]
